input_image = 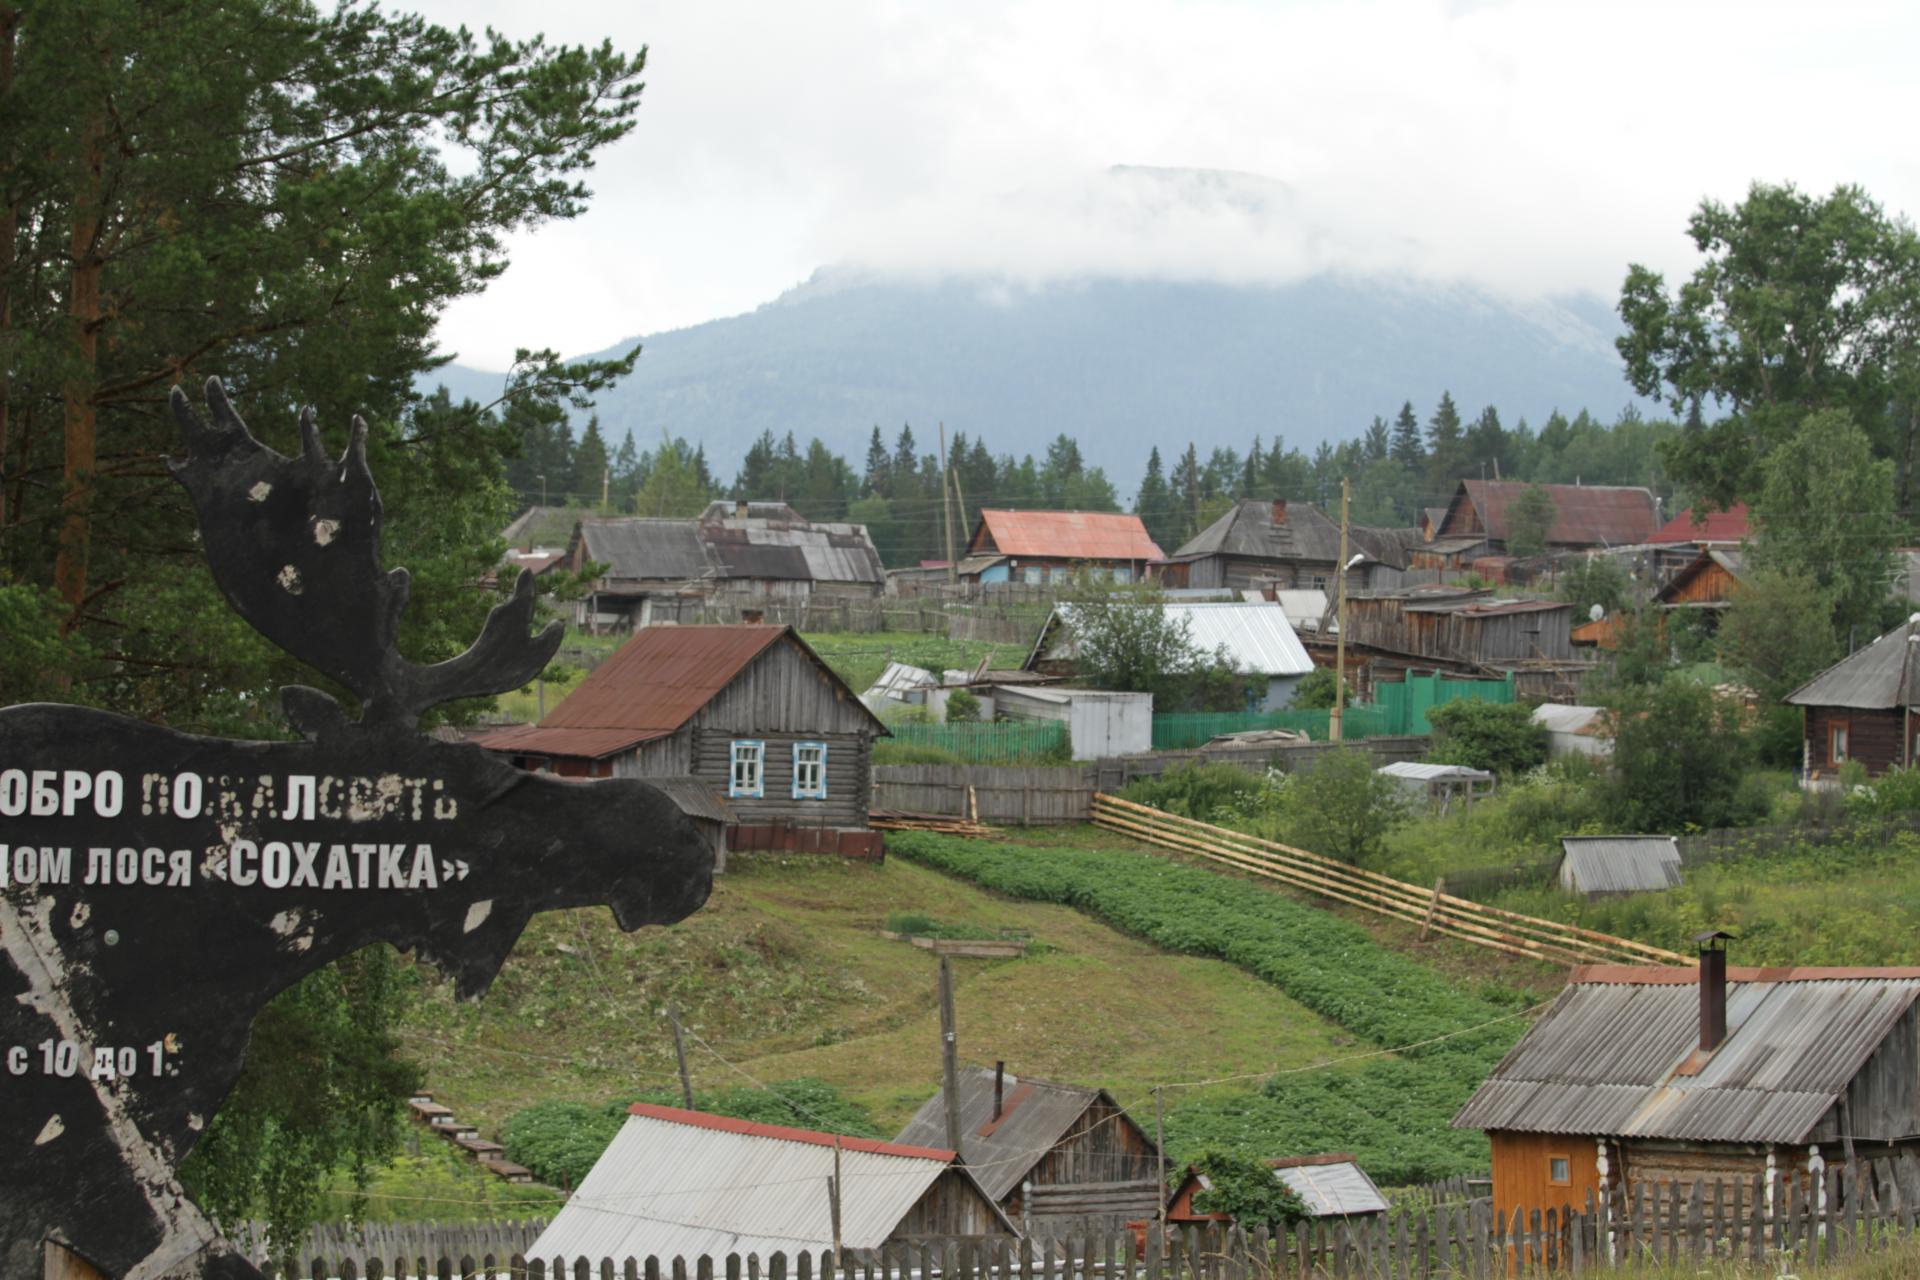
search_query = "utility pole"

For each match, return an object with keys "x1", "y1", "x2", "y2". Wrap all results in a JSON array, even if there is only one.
[
  {"x1": 601, "y1": 466, "x2": 610, "y2": 509},
  {"x1": 1331, "y1": 475, "x2": 1350, "y2": 743},
  {"x1": 665, "y1": 1004, "x2": 694, "y2": 1109},
  {"x1": 829, "y1": 1137, "x2": 844, "y2": 1274},
  {"x1": 937, "y1": 955, "x2": 963, "y2": 1155},
  {"x1": 938, "y1": 423, "x2": 956, "y2": 584},
  {"x1": 1154, "y1": 1086, "x2": 1168, "y2": 1230}
]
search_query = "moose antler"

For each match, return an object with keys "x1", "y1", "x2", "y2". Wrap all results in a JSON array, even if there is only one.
[{"x1": 169, "y1": 377, "x2": 562, "y2": 729}]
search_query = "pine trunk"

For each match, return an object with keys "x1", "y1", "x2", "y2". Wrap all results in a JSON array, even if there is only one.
[
  {"x1": 0, "y1": 5, "x2": 17, "y2": 533},
  {"x1": 53, "y1": 116, "x2": 105, "y2": 624}
]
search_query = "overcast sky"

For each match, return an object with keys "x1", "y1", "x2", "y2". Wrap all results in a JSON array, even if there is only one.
[{"x1": 410, "y1": 0, "x2": 1920, "y2": 371}]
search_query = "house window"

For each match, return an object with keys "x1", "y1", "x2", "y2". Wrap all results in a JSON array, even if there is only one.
[
  {"x1": 792, "y1": 742, "x2": 828, "y2": 800},
  {"x1": 1829, "y1": 720, "x2": 1850, "y2": 765},
  {"x1": 729, "y1": 740, "x2": 765, "y2": 798},
  {"x1": 1548, "y1": 1155, "x2": 1571, "y2": 1185}
]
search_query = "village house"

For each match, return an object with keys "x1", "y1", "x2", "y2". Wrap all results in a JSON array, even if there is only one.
[
  {"x1": 1452, "y1": 937, "x2": 1920, "y2": 1222},
  {"x1": 1157, "y1": 499, "x2": 1415, "y2": 593},
  {"x1": 1785, "y1": 618, "x2": 1920, "y2": 783},
  {"x1": 1650, "y1": 502, "x2": 1751, "y2": 549},
  {"x1": 529, "y1": 1104, "x2": 1016, "y2": 1261},
  {"x1": 1420, "y1": 481, "x2": 1659, "y2": 568},
  {"x1": 1165, "y1": 1154, "x2": 1390, "y2": 1226},
  {"x1": 564, "y1": 501, "x2": 886, "y2": 629},
  {"x1": 958, "y1": 509, "x2": 1164, "y2": 585},
  {"x1": 1024, "y1": 599, "x2": 1316, "y2": 710},
  {"x1": 1653, "y1": 548, "x2": 1745, "y2": 618},
  {"x1": 895, "y1": 1066, "x2": 1162, "y2": 1237},
  {"x1": 1331, "y1": 588, "x2": 1583, "y2": 699},
  {"x1": 476, "y1": 624, "x2": 888, "y2": 857}
]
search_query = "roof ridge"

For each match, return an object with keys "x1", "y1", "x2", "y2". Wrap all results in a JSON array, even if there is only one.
[{"x1": 627, "y1": 1104, "x2": 957, "y2": 1161}]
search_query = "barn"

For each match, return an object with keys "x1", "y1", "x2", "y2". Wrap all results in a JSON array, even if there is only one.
[
  {"x1": 1785, "y1": 619, "x2": 1920, "y2": 782},
  {"x1": 895, "y1": 1066, "x2": 1162, "y2": 1237},
  {"x1": 1453, "y1": 937, "x2": 1920, "y2": 1222},
  {"x1": 528, "y1": 1105, "x2": 1015, "y2": 1263},
  {"x1": 477, "y1": 625, "x2": 889, "y2": 858}
]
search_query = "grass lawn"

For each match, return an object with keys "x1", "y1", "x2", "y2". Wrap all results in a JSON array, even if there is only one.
[
  {"x1": 399, "y1": 852, "x2": 1367, "y2": 1138},
  {"x1": 798, "y1": 630, "x2": 1035, "y2": 695}
]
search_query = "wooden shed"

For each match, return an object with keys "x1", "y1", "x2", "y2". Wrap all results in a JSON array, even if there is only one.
[
  {"x1": 895, "y1": 1066, "x2": 1162, "y2": 1237},
  {"x1": 478, "y1": 625, "x2": 889, "y2": 857},
  {"x1": 1453, "y1": 939, "x2": 1920, "y2": 1222},
  {"x1": 1655, "y1": 549, "x2": 1745, "y2": 615},
  {"x1": 1166, "y1": 1154, "x2": 1390, "y2": 1225},
  {"x1": 1785, "y1": 618, "x2": 1920, "y2": 782}
]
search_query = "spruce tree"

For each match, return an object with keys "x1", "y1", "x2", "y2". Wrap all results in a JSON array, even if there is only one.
[
  {"x1": 1390, "y1": 401, "x2": 1424, "y2": 468},
  {"x1": 1427, "y1": 392, "x2": 1464, "y2": 490},
  {"x1": 1134, "y1": 447, "x2": 1173, "y2": 549},
  {"x1": 863, "y1": 426, "x2": 892, "y2": 497},
  {"x1": 1364, "y1": 416, "x2": 1390, "y2": 462}
]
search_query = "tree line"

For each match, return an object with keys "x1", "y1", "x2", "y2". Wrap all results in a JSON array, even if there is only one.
[{"x1": 496, "y1": 397, "x2": 1679, "y2": 566}]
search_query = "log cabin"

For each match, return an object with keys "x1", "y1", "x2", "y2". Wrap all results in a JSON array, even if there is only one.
[
  {"x1": 1785, "y1": 618, "x2": 1920, "y2": 782},
  {"x1": 1453, "y1": 936, "x2": 1920, "y2": 1222},
  {"x1": 895, "y1": 1066, "x2": 1162, "y2": 1237},
  {"x1": 477, "y1": 624, "x2": 889, "y2": 858}
]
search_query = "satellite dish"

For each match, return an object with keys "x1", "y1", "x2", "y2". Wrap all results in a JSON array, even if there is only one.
[{"x1": 1589, "y1": 604, "x2": 1605, "y2": 622}]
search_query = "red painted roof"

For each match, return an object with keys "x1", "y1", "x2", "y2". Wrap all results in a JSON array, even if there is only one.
[
  {"x1": 1650, "y1": 502, "x2": 1750, "y2": 545},
  {"x1": 626, "y1": 1103, "x2": 957, "y2": 1161},
  {"x1": 471, "y1": 723, "x2": 662, "y2": 760},
  {"x1": 1448, "y1": 481, "x2": 1657, "y2": 547},
  {"x1": 970, "y1": 510, "x2": 1164, "y2": 561}
]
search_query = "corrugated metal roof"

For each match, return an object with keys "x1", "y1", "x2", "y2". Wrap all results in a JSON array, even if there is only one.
[
  {"x1": 972, "y1": 510, "x2": 1164, "y2": 562},
  {"x1": 1531, "y1": 703, "x2": 1607, "y2": 735},
  {"x1": 1272, "y1": 1157, "x2": 1390, "y2": 1217},
  {"x1": 895, "y1": 1067, "x2": 1140, "y2": 1203},
  {"x1": 1446, "y1": 481, "x2": 1657, "y2": 548},
  {"x1": 1171, "y1": 500, "x2": 1412, "y2": 570},
  {"x1": 1558, "y1": 836, "x2": 1683, "y2": 894},
  {"x1": 578, "y1": 507, "x2": 885, "y2": 586},
  {"x1": 529, "y1": 1105, "x2": 1009, "y2": 1262},
  {"x1": 1787, "y1": 620, "x2": 1920, "y2": 709},
  {"x1": 1651, "y1": 503, "x2": 1751, "y2": 545},
  {"x1": 1163, "y1": 602, "x2": 1314, "y2": 676},
  {"x1": 1272, "y1": 590, "x2": 1331, "y2": 631},
  {"x1": 1377, "y1": 762, "x2": 1493, "y2": 782},
  {"x1": 1453, "y1": 969, "x2": 1920, "y2": 1143}
]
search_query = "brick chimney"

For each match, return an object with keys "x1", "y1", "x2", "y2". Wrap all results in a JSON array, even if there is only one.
[
  {"x1": 1271, "y1": 499, "x2": 1288, "y2": 525},
  {"x1": 1696, "y1": 930, "x2": 1731, "y2": 1053}
]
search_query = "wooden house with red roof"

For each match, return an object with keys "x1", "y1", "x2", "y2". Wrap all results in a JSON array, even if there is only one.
[
  {"x1": 477, "y1": 625, "x2": 888, "y2": 856},
  {"x1": 959, "y1": 509, "x2": 1164, "y2": 585},
  {"x1": 1423, "y1": 480, "x2": 1659, "y2": 567},
  {"x1": 1650, "y1": 503, "x2": 1750, "y2": 548}
]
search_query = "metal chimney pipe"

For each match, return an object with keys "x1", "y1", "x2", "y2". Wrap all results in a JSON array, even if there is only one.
[
  {"x1": 1696, "y1": 930, "x2": 1730, "y2": 1052},
  {"x1": 994, "y1": 1060, "x2": 1005, "y2": 1120}
]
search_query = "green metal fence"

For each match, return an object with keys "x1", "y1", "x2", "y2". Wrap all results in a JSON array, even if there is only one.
[
  {"x1": 881, "y1": 719, "x2": 1069, "y2": 764},
  {"x1": 1148, "y1": 672, "x2": 1517, "y2": 749}
]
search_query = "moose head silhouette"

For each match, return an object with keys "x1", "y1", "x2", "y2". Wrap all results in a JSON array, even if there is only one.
[{"x1": 0, "y1": 380, "x2": 714, "y2": 1278}]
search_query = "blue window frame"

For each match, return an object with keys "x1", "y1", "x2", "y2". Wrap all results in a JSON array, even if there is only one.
[
  {"x1": 729, "y1": 740, "x2": 765, "y2": 798},
  {"x1": 791, "y1": 741, "x2": 828, "y2": 800}
]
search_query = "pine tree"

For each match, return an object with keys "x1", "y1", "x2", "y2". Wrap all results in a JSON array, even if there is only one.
[
  {"x1": 863, "y1": 426, "x2": 891, "y2": 497},
  {"x1": 1427, "y1": 392, "x2": 1464, "y2": 490},
  {"x1": 1364, "y1": 417, "x2": 1390, "y2": 462},
  {"x1": 1390, "y1": 401, "x2": 1424, "y2": 469}
]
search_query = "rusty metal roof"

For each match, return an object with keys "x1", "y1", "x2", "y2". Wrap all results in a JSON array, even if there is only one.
[
  {"x1": 649, "y1": 776, "x2": 737, "y2": 825},
  {"x1": 471, "y1": 723, "x2": 663, "y2": 759},
  {"x1": 971, "y1": 510, "x2": 1164, "y2": 562},
  {"x1": 1787, "y1": 620, "x2": 1920, "y2": 709},
  {"x1": 1651, "y1": 503, "x2": 1751, "y2": 545},
  {"x1": 1443, "y1": 481, "x2": 1657, "y2": 548},
  {"x1": 894, "y1": 1066, "x2": 1146, "y2": 1203},
  {"x1": 529, "y1": 1104, "x2": 1012, "y2": 1263},
  {"x1": 1453, "y1": 967, "x2": 1920, "y2": 1143}
]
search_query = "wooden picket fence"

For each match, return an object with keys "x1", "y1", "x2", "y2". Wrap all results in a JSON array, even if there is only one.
[
  {"x1": 249, "y1": 1160, "x2": 1920, "y2": 1277},
  {"x1": 1089, "y1": 793, "x2": 1686, "y2": 966}
]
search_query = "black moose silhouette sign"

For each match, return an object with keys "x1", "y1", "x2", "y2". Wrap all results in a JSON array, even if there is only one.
[{"x1": 0, "y1": 380, "x2": 715, "y2": 1278}]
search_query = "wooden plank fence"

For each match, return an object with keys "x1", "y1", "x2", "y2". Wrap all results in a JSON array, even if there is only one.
[
  {"x1": 243, "y1": 1160, "x2": 1920, "y2": 1277},
  {"x1": 872, "y1": 739, "x2": 1433, "y2": 827},
  {"x1": 1091, "y1": 793, "x2": 1686, "y2": 966}
]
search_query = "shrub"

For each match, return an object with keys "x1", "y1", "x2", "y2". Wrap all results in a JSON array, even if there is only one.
[
  {"x1": 1189, "y1": 1150, "x2": 1309, "y2": 1224},
  {"x1": 1117, "y1": 762, "x2": 1274, "y2": 822},
  {"x1": 944, "y1": 688, "x2": 982, "y2": 723},
  {"x1": 1283, "y1": 748, "x2": 1405, "y2": 864},
  {"x1": 1289, "y1": 666, "x2": 1338, "y2": 710},
  {"x1": 1849, "y1": 766, "x2": 1920, "y2": 817},
  {"x1": 1425, "y1": 701, "x2": 1548, "y2": 776}
]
